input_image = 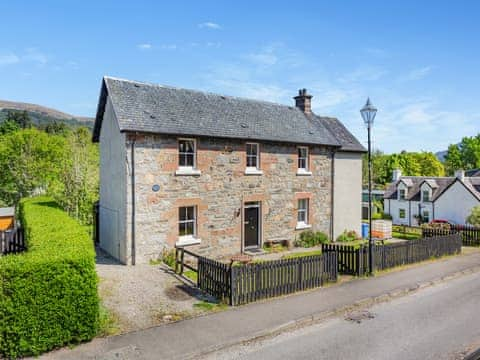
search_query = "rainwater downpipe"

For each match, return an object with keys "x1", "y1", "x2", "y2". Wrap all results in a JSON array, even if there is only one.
[
  {"x1": 131, "y1": 135, "x2": 136, "y2": 265},
  {"x1": 330, "y1": 149, "x2": 336, "y2": 241}
]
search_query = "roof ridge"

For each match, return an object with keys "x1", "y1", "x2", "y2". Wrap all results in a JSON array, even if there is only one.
[{"x1": 103, "y1": 75, "x2": 305, "y2": 111}]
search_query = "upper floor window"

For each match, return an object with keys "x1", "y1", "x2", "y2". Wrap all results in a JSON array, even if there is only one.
[
  {"x1": 179, "y1": 139, "x2": 196, "y2": 168},
  {"x1": 298, "y1": 147, "x2": 308, "y2": 170},
  {"x1": 399, "y1": 189, "x2": 406, "y2": 200},
  {"x1": 297, "y1": 146, "x2": 312, "y2": 176},
  {"x1": 176, "y1": 139, "x2": 201, "y2": 176},
  {"x1": 422, "y1": 190, "x2": 431, "y2": 202},
  {"x1": 245, "y1": 143, "x2": 263, "y2": 175}
]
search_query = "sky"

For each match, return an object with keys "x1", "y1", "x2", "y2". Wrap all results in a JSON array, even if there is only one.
[{"x1": 1, "y1": 0, "x2": 479, "y2": 153}]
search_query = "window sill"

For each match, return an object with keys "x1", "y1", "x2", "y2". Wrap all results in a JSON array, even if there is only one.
[
  {"x1": 175, "y1": 168, "x2": 202, "y2": 176},
  {"x1": 296, "y1": 169, "x2": 313, "y2": 176},
  {"x1": 295, "y1": 223, "x2": 312, "y2": 230},
  {"x1": 176, "y1": 236, "x2": 202, "y2": 247},
  {"x1": 244, "y1": 168, "x2": 263, "y2": 175}
]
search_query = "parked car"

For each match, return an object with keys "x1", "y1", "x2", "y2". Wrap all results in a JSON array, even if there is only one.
[{"x1": 429, "y1": 219, "x2": 456, "y2": 226}]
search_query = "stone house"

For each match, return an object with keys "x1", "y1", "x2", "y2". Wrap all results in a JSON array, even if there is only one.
[
  {"x1": 384, "y1": 169, "x2": 480, "y2": 225},
  {"x1": 93, "y1": 77, "x2": 365, "y2": 264}
]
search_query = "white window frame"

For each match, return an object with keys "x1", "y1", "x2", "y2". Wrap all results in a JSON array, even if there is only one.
[
  {"x1": 297, "y1": 146, "x2": 312, "y2": 176},
  {"x1": 398, "y1": 188, "x2": 406, "y2": 201},
  {"x1": 177, "y1": 206, "x2": 201, "y2": 246},
  {"x1": 422, "y1": 210, "x2": 430, "y2": 223},
  {"x1": 296, "y1": 198, "x2": 312, "y2": 230},
  {"x1": 176, "y1": 138, "x2": 201, "y2": 176},
  {"x1": 399, "y1": 208, "x2": 406, "y2": 219},
  {"x1": 245, "y1": 142, "x2": 263, "y2": 175},
  {"x1": 422, "y1": 189, "x2": 431, "y2": 202}
]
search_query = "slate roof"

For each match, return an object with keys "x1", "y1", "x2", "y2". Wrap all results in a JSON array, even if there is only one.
[
  {"x1": 384, "y1": 176, "x2": 480, "y2": 202},
  {"x1": 93, "y1": 76, "x2": 366, "y2": 152}
]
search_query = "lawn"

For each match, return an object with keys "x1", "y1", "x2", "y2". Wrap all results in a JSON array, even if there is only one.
[
  {"x1": 282, "y1": 249, "x2": 322, "y2": 259},
  {"x1": 392, "y1": 231, "x2": 422, "y2": 240}
]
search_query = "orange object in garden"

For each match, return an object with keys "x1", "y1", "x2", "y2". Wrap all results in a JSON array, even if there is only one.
[{"x1": 0, "y1": 207, "x2": 15, "y2": 231}]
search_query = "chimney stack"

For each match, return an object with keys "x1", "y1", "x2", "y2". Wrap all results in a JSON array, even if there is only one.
[
  {"x1": 455, "y1": 170, "x2": 465, "y2": 182},
  {"x1": 294, "y1": 88, "x2": 312, "y2": 114},
  {"x1": 392, "y1": 169, "x2": 402, "y2": 182}
]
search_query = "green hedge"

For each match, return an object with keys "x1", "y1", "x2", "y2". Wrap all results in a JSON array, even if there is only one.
[{"x1": 0, "y1": 197, "x2": 99, "y2": 358}]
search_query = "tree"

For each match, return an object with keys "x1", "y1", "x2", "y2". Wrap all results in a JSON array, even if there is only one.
[
  {"x1": 0, "y1": 119, "x2": 20, "y2": 135},
  {"x1": 363, "y1": 150, "x2": 445, "y2": 187},
  {"x1": 0, "y1": 128, "x2": 65, "y2": 205},
  {"x1": 444, "y1": 144, "x2": 463, "y2": 175},
  {"x1": 54, "y1": 127, "x2": 99, "y2": 224},
  {"x1": 45, "y1": 120, "x2": 69, "y2": 135},
  {"x1": 6, "y1": 110, "x2": 32, "y2": 129},
  {"x1": 466, "y1": 206, "x2": 480, "y2": 226}
]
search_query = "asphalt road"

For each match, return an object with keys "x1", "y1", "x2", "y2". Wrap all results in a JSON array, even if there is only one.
[{"x1": 205, "y1": 271, "x2": 480, "y2": 360}]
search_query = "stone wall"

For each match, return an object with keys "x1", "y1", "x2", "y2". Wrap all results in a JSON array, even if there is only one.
[{"x1": 126, "y1": 133, "x2": 334, "y2": 263}]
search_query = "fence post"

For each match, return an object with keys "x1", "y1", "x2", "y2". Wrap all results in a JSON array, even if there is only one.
[{"x1": 230, "y1": 264, "x2": 236, "y2": 306}]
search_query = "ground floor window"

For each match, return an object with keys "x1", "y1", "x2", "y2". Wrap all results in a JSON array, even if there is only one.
[
  {"x1": 297, "y1": 199, "x2": 309, "y2": 226},
  {"x1": 422, "y1": 210, "x2": 430, "y2": 223},
  {"x1": 179, "y1": 206, "x2": 196, "y2": 238},
  {"x1": 399, "y1": 208, "x2": 406, "y2": 219}
]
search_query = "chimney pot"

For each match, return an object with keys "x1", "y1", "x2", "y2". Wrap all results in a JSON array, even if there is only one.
[
  {"x1": 392, "y1": 169, "x2": 402, "y2": 182},
  {"x1": 455, "y1": 170, "x2": 465, "y2": 182},
  {"x1": 294, "y1": 88, "x2": 313, "y2": 114}
]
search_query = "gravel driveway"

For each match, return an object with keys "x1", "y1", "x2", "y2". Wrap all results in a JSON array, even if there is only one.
[{"x1": 96, "y1": 248, "x2": 215, "y2": 333}]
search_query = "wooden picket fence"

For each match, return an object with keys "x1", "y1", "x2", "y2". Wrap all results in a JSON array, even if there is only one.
[
  {"x1": 322, "y1": 233, "x2": 462, "y2": 275},
  {"x1": 422, "y1": 225, "x2": 480, "y2": 246},
  {"x1": 230, "y1": 252, "x2": 337, "y2": 306},
  {"x1": 175, "y1": 247, "x2": 338, "y2": 306},
  {"x1": 0, "y1": 227, "x2": 26, "y2": 255}
]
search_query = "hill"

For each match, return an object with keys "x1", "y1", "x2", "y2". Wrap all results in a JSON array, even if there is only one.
[{"x1": 0, "y1": 100, "x2": 94, "y2": 129}]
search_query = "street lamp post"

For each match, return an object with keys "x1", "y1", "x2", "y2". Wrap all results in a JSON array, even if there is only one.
[{"x1": 361, "y1": 98, "x2": 377, "y2": 275}]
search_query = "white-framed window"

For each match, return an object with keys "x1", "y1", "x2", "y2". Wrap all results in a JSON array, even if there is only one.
[
  {"x1": 399, "y1": 189, "x2": 406, "y2": 200},
  {"x1": 422, "y1": 190, "x2": 430, "y2": 202},
  {"x1": 245, "y1": 143, "x2": 263, "y2": 175},
  {"x1": 179, "y1": 139, "x2": 196, "y2": 168},
  {"x1": 298, "y1": 147, "x2": 308, "y2": 170},
  {"x1": 296, "y1": 199, "x2": 311, "y2": 229},
  {"x1": 246, "y1": 143, "x2": 259, "y2": 168},
  {"x1": 179, "y1": 206, "x2": 196, "y2": 238},
  {"x1": 176, "y1": 139, "x2": 201, "y2": 176},
  {"x1": 399, "y1": 208, "x2": 406, "y2": 219},
  {"x1": 422, "y1": 210, "x2": 430, "y2": 223}
]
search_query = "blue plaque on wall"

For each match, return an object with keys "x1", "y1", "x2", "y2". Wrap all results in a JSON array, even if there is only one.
[{"x1": 152, "y1": 184, "x2": 160, "y2": 192}]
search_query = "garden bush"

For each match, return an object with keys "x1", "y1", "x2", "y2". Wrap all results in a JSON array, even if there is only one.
[
  {"x1": 336, "y1": 230, "x2": 361, "y2": 242},
  {"x1": 295, "y1": 230, "x2": 329, "y2": 248},
  {"x1": 0, "y1": 197, "x2": 99, "y2": 358}
]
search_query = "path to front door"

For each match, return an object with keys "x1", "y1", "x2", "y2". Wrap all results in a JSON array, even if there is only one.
[{"x1": 244, "y1": 202, "x2": 261, "y2": 249}]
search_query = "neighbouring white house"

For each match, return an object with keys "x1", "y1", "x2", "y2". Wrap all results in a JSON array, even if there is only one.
[{"x1": 384, "y1": 169, "x2": 480, "y2": 226}]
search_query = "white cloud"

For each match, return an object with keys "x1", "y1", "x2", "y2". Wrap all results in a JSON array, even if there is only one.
[
  {"x1": 137, "y1": 43, "x2": 152, "y2": 50},
  {"x1": 160, "y1": 44, "x2": 177, "y2": 50},
  {"x1": 0, "y1": 53, "x2": 20, "y2": 66},
  {"x1": 198, "y1": 22, "x2": 221, "y2": 30},
  {"x1": 339, "y1": 65, "x2": 388, "y2": 83},
  {"x1": 23, "y1": 48, "x2": 47, "y2": 66},
  {"x1": 402, "y1": 66, "x2": 433, "y2": 81}
]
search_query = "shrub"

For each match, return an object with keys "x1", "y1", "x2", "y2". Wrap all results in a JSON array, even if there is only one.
[
  {"x1": 295, "y1": 230, "x2": 329, "y2": 248},
  {"x1": 0, "y1": 197, "x2": 99, "y2": 358},
  {"x1": 336, "y1": 230, "x2": 361, "y2": 242},
  {"x1": 467, "y1": 206, "x2": 480, "y2": 227},
  {"x1": 161, "y1": 248, "x2": 176, "y2": 269}
]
